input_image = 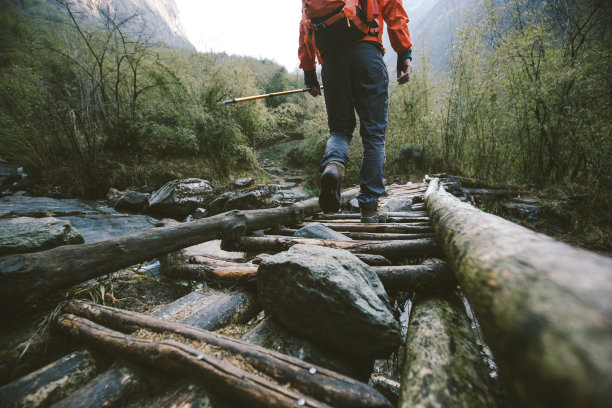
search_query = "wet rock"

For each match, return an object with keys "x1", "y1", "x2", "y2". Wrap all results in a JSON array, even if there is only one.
[
  {"x1": 270, "y1": 189, "x2": 310, "y2": 204},
  {"x1": 349, "y1": 198, "x2": 360, "y2": 212},
  {"x1": 0, "y1": 216, "x2": 84, "y2": 256},
  {"x1": 0, "y1": 196, "x2": 88, "y2": 217},
  {"x1": 381, "y1": 197, "x2": 412, "y2": 212},
  {"x1": 149, "y1": 178, "x2": 214, "y2": 218},
  {"x1": 206, "y1": 192, "x2": 234, "y2": 216},
  {"x1": 265, "y1": 167, "x2": 284, "y2": 175},
  {"x1": 107, "y1": 188, "x2": 148, "y2": 212},
  {"x1": 231, "y1": 177, "x2": 254, "y2": 189},
  {"x1": 294, "y1": 223, "x2": 352, "y2": 241},
  {"x1": 223, "y1": 185, "x2": 279, "y2": 212},
  {"x1": 257, "y1": 245, "x2": 402, "y2": 359},
  {"x1": 284, "y1": 176, "x2": 304, "y2": 183}
]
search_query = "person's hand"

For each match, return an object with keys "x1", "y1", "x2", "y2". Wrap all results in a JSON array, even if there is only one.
[
  {"x1": 304, "y1": 70, "x2": 321, "y2": 97},
  {"x1": 397, "y1": 58, "x2": 412, "y2": 85}
]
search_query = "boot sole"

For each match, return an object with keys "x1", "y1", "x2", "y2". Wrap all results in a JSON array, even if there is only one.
[{"x1": 319, "y1": 171, "x2": 341, "y2": 213}]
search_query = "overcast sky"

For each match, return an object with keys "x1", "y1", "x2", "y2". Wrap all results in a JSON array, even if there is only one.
[{"x1": 176, "y1": 0, "x2": 303, "y2": 72}]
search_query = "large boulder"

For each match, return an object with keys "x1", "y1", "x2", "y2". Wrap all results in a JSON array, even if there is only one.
[
  {"x1": 222, "y1": 185, "x2": 279, "y2": 212},
  {"x1": 148, "y1": 178, "x2": 214, "y2": 218},
  {"x1": 0, "y1": 216, "x2": 84, "y2": 256},
  {"x1": 107, "y1": 188, "x2": 149, "y2": 212},
  {"x1": 257, "y1": 245, "x2": 401, "y2": 359},
  {"x1": 294, "y1": 222, "x2": 352, "y2": 241}
]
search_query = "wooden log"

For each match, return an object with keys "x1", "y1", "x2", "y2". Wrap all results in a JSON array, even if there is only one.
[
  {"x1": 189, "y1": 255, "x2": 241, "y2": 267},
  {"x1": 164, "y1": 263, "x2": 258, "y2": 283},
  {"x1": 398, "y1": 290, "x2": 499, "y2": 408},
  {"x1": 425, "y1": 178, "x2": 612, "y2": 407},
  {"x1": 0, "y1": 189, "x2": 359, "y2": 315},
  {"x1": 432, "y1": 173, "x2": 525, "y2": 190},
  {"x1": 0, "y1": 349, "x2": 99, "y2": 408},
  {"x1": 59, "y1": 300, "x2": 392, "y2": 408},
  {"x1": 462, "y1": 188, "x2": 522, "y2": 198},
  {"x1": 179, "y1": 290, "x2": 259, "y2": 331},
  {"x1": 49, "y1": 365, "x2": 141, "y2": 408},
  {"x1": 312, "y1": 218, "x2": 431, "y2": 224},
  {"x1": 295, "y1": 223, "x2": 434, "y2": 234},
  {"x1": 315, "y1": 212, "x2": 429, "y2": 220},
  {"x1": 342, "y1": 232, "x2": 436, "y2": 241},
  {"x1": 374, "y1": 262, "x2": 455, "y2": 292},
  {"x1": 145, "y1": 383, "x2": 211, "y2": 408},
  {"x1": 223, "y1": 236, "x2": 441, "y2": 260}
]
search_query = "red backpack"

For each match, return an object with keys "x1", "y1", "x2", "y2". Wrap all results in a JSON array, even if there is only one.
[{"x1": 301, "y1": 0, "x2": 380, "y2": 54}]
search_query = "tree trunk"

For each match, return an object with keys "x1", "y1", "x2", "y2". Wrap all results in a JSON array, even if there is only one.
[
  {"x1": 398, "y1": 289, "x2": 499, "y2": 408},
  {"x1": 223, "y1": 236, "x2": 441, "y2": 260},
  {"x1": 58, "y1": 300, "x2": 392, "y2": 408},
  {"x1": 49, "y1": 365, "x2": 141, "y2": 408},
  {"x1": 0, "y1": 190, "x2": 358, "y2": 315},
  {"x1": 425, "y1": 178, "x2": 612, "y2": 408},
  {"x1": 0, "y1": 349, "x2": 99, "y2": 408}
]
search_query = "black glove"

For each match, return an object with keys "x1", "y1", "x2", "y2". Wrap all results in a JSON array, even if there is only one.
[{"x1": 304, "y1": 70, "x2": 321, "y2": 97}]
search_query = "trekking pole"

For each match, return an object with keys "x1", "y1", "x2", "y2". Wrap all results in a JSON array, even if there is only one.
[{"x1": 222, "y1": 87, "x2": 323, "y2": 105}]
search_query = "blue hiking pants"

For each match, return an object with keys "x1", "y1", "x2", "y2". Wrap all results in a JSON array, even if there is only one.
[{"x1": 319, "y1": 41, "x2": 389, "y2": 211}]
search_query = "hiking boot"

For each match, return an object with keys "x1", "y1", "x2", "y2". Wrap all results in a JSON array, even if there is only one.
[
  {"x1": 360, "y1": 206, "x2": 388, "y2": 223},
  {"x1": 319, "y1": 161, "x2": 345, "y2": 213}
]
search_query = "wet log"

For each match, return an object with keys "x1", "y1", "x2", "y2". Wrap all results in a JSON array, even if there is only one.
[
  {"x1": 398, "y1": 290, "x2": 499, "y2": 408},
  {"x1": 164, "y1": 263, "x2": 258, "y2": 283},
  {"x1": 295, "y1": 223, "x2": 434, "y2": 234},
  {"x1": 0, "y1": 190, "x2": 358, "y2": 315},
  {"x1": 49, "y1": 365, "x2": 141, "y2": 408},
  {"x1": 58, "y1": 300, "x2": 392, "y2": 408},
  {"x1": 425, "y1": 178, "x2": 612, "y2": 408},
  {"x1": 223, "y1": 235, "x2": 441, "y2": 260},
  {"x1": 146, "y1": 383, "x2": 211, "y2": 408},
  {"x1": 0, "y1": 349, "x2": 99, "y2": 408},
  {"x1": 179, "y1": 290, "x2": 259, "y2": 331},
  {"x1": 374, "y1": 262, "x2": 455, "y2": 292}
]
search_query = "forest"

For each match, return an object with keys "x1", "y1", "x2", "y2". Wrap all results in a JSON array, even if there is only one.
[{"x1": 0, "y1": 0, "x2": 610, "y2": 246}]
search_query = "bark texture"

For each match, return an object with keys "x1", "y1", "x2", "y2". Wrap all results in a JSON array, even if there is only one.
[
  {"x1": 425, "y1": 178, "x2": 612, "y2": 408},
  {"x1": 398, "y1": 290, "x2": 499, "y2": 408}
]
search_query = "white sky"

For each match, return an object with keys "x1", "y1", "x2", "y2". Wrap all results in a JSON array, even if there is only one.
[{"x1": 176, "y1": 0, "x2": 303, "y2": 72}]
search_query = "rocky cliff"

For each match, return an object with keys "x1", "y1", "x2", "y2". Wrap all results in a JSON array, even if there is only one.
[{"x1": 47, "y1": 0, "x2": 194, "y2": 50}]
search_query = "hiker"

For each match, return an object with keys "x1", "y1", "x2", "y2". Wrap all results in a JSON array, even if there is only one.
[{"x1": 299, "y1": 0, "x2": 412, "y2": 222}]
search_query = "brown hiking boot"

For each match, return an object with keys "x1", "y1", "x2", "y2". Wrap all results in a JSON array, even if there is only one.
[
  {"x1": 360, "y1": 206, "x2": 388, "y2": 223},
  {"x1": 319, "y1": 161, "x2": 345, "y2": 213}
]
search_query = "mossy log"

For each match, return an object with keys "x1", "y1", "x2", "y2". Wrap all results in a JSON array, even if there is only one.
[
  {"x1": 398, "y1": 290, "x2": 499, "y2": 408},
  {"x1": 0, "y1": 349, "x2": 99, "y2": 408},
  {"x1": 425, "y1": 178, "x2": 612, "y2": 408},
  {"x1": 0, "y1": 190, "x2": 358, "y2": 315},
  {"x1": 58, "y1": 300, "x2": 392, "y2": 408},
  {"x1": 223, "y1": 235, "x2": 441, "y2": 260},
  {"x1": 49, "y1": 365, "x2": 141, "y2": 408},
  {"x1": 375, "y1": 262, "x2": 455, "y2": 292},
  {"x1": 296, "y1": 223, "x2": 434, "y2": 234}
]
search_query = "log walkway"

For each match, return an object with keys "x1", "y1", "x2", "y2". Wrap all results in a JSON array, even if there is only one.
[{"x1": 0, "y1": 179, "x2": 611, "y2": 407}]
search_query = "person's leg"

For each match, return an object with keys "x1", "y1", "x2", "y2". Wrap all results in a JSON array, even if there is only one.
[
  {"x1": 318, "y1": 48, "x2": 356, "y2": 212},
  {"x1": 351, "y1": 42, "x2": 389, "y2": 212}
]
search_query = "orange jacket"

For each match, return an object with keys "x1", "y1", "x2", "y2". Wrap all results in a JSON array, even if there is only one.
[{"x1": 298, "y1": 0, "x2": 413, "y2": 71}]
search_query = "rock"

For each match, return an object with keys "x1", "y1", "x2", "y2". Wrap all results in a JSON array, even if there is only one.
[
  {"x1": 206, "y1": 192, "x2": 234, "y2": 216},
  {"x1": 223, "y1": 185, "x2": 279, "y2": 212},
  {"x1": 148, "y1": 178, "x2": 214, "y2": 218},
  {"x1": 294, "y1": 223, "x2": 352, "y2": 241},
  {"x1": 265, "y1": 167, "x2": 284, "y2": 175},
  {"x1": 502, "y1": 202, "x2": 542, "y2": 223},
  {"x1": 270, "y1": 190, "x2": 310, "y2": 204},
  {"x1": 349, "y1": 198, "x2": 360, "y2": 212},
  {"x1": 0, "y1": 196, "x2": 89, "y2": 218},
  {"x1": 107, "y1": 189, "x2": 148, "y2": 212},
  {"x1": 0, "y1": 216, "x2": 84, "y2": 256},
  {"x1": 231, "y1": 177, "x2": 254, "y2": 189},
  {"x1": 284, "y1": 176, "x2": 304, "y2": 183},
  {"x1": 380, "y1": 197, "x2": 412, "y2": 212},
  {"x1": 257, "y1": 245, "x2": 402, "y2": 359}
]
